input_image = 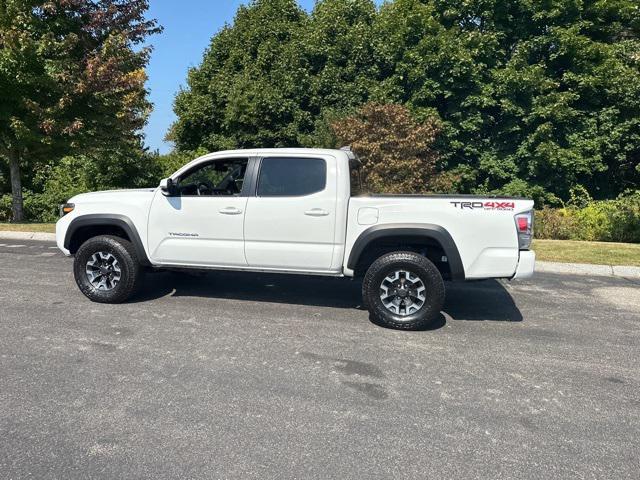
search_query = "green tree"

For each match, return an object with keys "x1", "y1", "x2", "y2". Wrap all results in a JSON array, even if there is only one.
[
  {"x1": 169, "y1": 0, "x2": 309, "y2": 151},
  {"x1": 373, "y1": 0, "x2": 640, "y2": 201},
  {"x1": 299, "y1": 0, "x2": 377, "y2": 145},
  {"x1": 169, "y1": 0, "x2": 379, "y2": 150},
  {"x1": 486, "y1": 0, "x2": 640, "y2": 200},
  {"x1": 150, "y1": 147, "x2": 209, "y2": 178},
  {"x1": 170, "y1": 0, "x2": 640, "y2": 203},
  {"x1": 0, "y1": 0, "x2": 160, "y2": 221}
]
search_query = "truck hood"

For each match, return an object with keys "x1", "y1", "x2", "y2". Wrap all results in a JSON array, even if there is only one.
[{"x1": 68, "y1": 188, "x2": 157, "y2": 204}]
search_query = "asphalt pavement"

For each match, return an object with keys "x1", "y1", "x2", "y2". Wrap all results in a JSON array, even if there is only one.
[{"x1": 0, "y1": 239, "x2": 639, "y2": 479}]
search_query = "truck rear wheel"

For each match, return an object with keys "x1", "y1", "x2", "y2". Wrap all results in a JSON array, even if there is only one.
[
  {"x1": 362, "y1": 251, "x2": 445, "y2": 330},
  {"x1": 73, "y1": 235, "x2": 142, "y2": 304}
]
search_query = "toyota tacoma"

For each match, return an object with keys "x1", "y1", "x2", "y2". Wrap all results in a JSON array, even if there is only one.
[{"x1": 56, "y1": 147, "x2": 535, "y2": 330}]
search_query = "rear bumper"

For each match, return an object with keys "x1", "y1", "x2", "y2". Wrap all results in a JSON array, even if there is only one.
[{"x1": 512, "y1": 250, "x2": 535, "y2": 280}]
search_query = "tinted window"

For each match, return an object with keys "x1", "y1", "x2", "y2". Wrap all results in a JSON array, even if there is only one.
[
  {"x1": 350, "y1": 164, "x2": 364, "y2": 196},
  {"x1": 178, "y1": 159, "x2": 248, "y2": 196},
  {"x1": 257, "y1": 157, "x2": 326, "y2": 196}
]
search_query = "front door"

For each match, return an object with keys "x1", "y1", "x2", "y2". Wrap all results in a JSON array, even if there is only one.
[
  {"x1": 244, "y1": 156, "x2": 337, "y2": 271},
  {"x1": 147, "y1": 157, "x2": 250, "y2": 267}
]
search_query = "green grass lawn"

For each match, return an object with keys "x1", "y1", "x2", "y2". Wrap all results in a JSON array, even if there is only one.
[
  {"x1": 533, "y1": 239, "x2": 640, "y2": 267},
  {"x1": 1, "y1": 223, "x2": 639, "y2": 266},
  {"x1": 0, "y1": 223, "x2": 56, "y2": 233}
]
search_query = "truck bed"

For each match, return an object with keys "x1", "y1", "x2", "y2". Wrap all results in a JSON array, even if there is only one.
[
  {"x1": 344, "y1": 194, "x2": 534, "y2": 279},
  {"x1": 356, "y1": 194, "x2": 527, "y2": 200}
]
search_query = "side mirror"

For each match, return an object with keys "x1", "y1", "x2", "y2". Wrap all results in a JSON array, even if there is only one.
[{"x1": 159, "y1": 178, "x2": 177, "y2": 196}]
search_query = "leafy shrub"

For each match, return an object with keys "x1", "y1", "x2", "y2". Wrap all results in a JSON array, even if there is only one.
[
  {"x1": 534, "y1": 208, "x2": 580, "y2": 240},
  {"x1": 535, "y1": 191, "x2": 640, "y2": 243},
  {"x1": 588, "y1": 191, "x2": 640, "y2": 243},
  {"x1": 1, "y1": 191, "x2": 68, "y2": 223},
  {"x1": 1, "y1": 153, "x2": 165, "y2": 223},
  {"x1": 0, "y1": 194, "x2": 12, "y2": 222},
  {"x1": 567, "y1": 185, "x2": 593, "y2": 209},
  {"x1": 151, "y1": 148, "x2": 208, "y2": 178}
]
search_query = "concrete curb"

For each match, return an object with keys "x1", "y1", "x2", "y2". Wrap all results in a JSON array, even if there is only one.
[
  {"x1": 536, "y1": 261, "x2": 640, "y2": 279},
  {"x1": 0, "y1": 231, "x2": 56, "y2": 242}
]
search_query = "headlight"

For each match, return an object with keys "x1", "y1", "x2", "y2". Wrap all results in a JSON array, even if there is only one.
[{"x1": 59, "y1": 203, "x2": 75, "y2": 217}]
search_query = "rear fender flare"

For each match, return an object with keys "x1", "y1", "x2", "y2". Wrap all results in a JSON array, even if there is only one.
[{"x1": 347, "y1": 223, "x2": 465, "y2": 281}]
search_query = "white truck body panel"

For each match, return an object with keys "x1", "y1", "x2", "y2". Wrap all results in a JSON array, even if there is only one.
[
  {"x1": 55, "y1": 188, "x2": 155, "y2": 256},
  {"x1": 243, "y1": 152, "x2": 341, "y2": 272},
  {"x1": 56, "y1": 148, "x2": 535, "y2": 281},
  {"x1": 344, "y1": 196, "x2": 534, "y2": 278},
  {"x1": 148, "y1": 192, "x2": 248, "y2": 267}
]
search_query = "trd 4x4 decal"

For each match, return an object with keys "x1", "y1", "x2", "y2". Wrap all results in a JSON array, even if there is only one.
[{"x1": 450, "y1": 201, "x2": 515, "y2": 211}]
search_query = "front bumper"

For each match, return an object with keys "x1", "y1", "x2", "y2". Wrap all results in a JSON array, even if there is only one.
[
  {"x1": 512, "y1": 250, "x2": 535, "y2": 280},
  {"x1": 55, "y1": 215, "x2": 72, "y2": 256}
]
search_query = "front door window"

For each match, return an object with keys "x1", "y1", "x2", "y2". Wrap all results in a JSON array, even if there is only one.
[{"x1": 178, "y1": 159, "x2": 248, "y2": 196}]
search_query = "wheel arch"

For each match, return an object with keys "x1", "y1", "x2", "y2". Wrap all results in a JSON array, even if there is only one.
[
  {"x1": 347, "y1": 223, "x2": 465, "y2": 281},
  {"x1": 64, "y1": 214, "x2": 151, "y2": 266}
]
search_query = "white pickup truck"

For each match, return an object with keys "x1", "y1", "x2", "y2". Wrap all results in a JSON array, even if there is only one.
[{"x1": 56, "y1": 147, "x2": 535, "y2": 330}]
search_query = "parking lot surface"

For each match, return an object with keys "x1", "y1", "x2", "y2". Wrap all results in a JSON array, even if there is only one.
[{"x1": 1, "y1": 240, "x2": 639, "y2": 479}]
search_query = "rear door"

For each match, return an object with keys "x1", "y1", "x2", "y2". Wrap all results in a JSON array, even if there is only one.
[{"x1": 244, "y1": 155, "x2": 338, "y2": 271}]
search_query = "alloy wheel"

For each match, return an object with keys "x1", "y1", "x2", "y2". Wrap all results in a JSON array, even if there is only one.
[
  {"x1": 379, "y1": 269, "x2": 426, "y2": 317},
  {"x1": 85, "y1": 251, "x2": 122, "y2": 291}
]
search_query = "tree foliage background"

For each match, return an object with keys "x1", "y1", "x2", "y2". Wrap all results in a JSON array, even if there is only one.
[
  {"x1": 0, "y1": 0, "x2": 160, "y2": 220},
  {"x1": 171, "y1": 0, "x2": 640, "y2": 205},
  {"x1": 332, "y1": 103, "x2": 440, "y2": 194},
  {"x1": 1, "y1": 0, "x2": 640, "y2": 223}
]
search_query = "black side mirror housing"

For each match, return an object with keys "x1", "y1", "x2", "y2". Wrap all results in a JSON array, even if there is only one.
[{"x1": 160, "y1": 178, "x2": 178, "y2": 196}]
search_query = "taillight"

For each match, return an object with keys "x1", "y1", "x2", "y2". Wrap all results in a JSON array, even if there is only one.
[{"x1": 514, "y1": 210, "x2": 533, "y2": 250}]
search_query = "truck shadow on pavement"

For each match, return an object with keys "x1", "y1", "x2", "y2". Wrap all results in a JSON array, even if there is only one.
[
  {"x1": 135, "y1": 270, "x2": 523, "y2": 326},
  {"x1": 444, "y1": 281, "x2": 523, "y2": 322}
]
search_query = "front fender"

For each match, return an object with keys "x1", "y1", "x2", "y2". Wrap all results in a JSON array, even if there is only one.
[{"x1": 64, "y1": 214, "x2": 151, "y2": 266}]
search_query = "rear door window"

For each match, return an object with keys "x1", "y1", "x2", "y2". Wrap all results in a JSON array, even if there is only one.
[{"x1": 257, "y1": 157, "x2": 326, "y2": 196}]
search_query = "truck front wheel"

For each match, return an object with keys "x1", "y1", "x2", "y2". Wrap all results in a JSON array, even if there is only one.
[
  {"x1": 362, "y1": 251, "x2": 445, "y2": 330},
  {"x1": 73, "y1": 235, "x2": 142, "y2": 304}
]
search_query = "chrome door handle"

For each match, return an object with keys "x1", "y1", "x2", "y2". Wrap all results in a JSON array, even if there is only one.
[
  {"x1": 304, "y1": 208, "x2": 330, "y2": 217},
  {"x1": 219, "y1": 207, "x2": 243, "y2": 215}
]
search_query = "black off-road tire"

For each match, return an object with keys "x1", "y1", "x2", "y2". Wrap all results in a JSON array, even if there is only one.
[
  {"x1": 73, "y1": 235, "x2": 143, "y2": 303},
  {"x1": 362, "y1": 251, "x2": 445, "y2": 330}
]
